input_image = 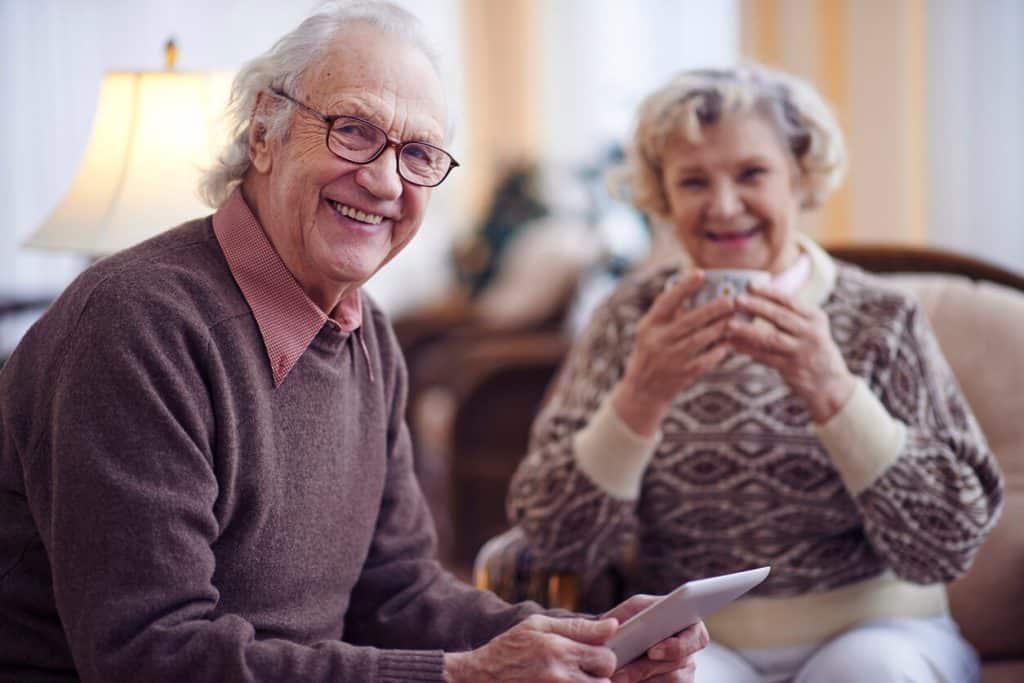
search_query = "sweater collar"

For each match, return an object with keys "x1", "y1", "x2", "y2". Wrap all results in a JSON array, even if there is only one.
[
  {"x1": 212, "y1": 188, "x2": 363, "y2": 387},
  {"x1": 792, "y1": 233, "x2": 837, "y2": 307}
]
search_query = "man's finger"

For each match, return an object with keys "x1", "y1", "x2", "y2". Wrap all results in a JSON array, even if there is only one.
[
  {"x1": 649, "y1": 622, "x2": 710, "y2": 661},
  {"x1": 542, "y1": 616, "x2": 619, "y2": 645},
  {"x1": 603, "y1": 594, "x2": 658, "y2": 622},
  {"x1": 575, "y1": 641, "x2": 618, "y2": 679},
  {"x1": 612, "y1": 655, "x2": 668, "y2": 682},
  {"x1": 643, "y1": 658, "x2": 697, "y2": 682}
]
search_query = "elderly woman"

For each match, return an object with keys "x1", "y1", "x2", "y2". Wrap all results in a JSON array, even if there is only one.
[{"x1": 508, "y1": 65, "x2": 1003, "y2": 682}]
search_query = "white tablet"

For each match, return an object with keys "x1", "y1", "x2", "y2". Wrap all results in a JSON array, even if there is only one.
[{"x1": 607, "y1": 566, "x2": 770, "y2": 669}]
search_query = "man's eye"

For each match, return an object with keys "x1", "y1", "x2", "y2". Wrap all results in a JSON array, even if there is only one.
[
  {"x1": 404, "y1": 145, "x2": 431, "y2": 162},
  {"x1": 332, "y1": 119, "x2": 381, "y2": 147},
  {"x1": 679, "y1": 177, "x2": 707, "y2": 189}
]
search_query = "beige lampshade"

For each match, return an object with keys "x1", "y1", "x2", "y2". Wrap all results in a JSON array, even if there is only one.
[{"x1": 25, "y1": 69, "x2": 234, "y2": 256}]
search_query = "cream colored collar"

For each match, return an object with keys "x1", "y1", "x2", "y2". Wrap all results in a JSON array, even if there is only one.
[{"x1": 793, "y1": 233, "x2": 837, "y2": 307}]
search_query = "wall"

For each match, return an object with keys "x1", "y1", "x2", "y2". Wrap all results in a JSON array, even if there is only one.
[
  {"x1": 0, "y1": 0, "x2": 463, "y2": 354},
  {"x1": 741, "y1": 0, "x2": 1024, "y2": 271}
]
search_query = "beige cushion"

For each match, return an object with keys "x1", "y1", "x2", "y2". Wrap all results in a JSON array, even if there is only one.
[{"x1": 886, "y1": 274, "x2": 1024, "y2": 659}]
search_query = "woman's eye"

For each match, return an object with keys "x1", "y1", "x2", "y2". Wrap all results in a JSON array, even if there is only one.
[{"x1": 739, "y1": 166, "x2": 767, "y2": 182}]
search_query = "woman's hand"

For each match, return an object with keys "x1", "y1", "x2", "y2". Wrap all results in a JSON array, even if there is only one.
[
  {"x1": 614, "y1": 271, "x2": 735, "y2": 437},
  {"x1": 729, "y1": 281, "x2": 855, "y2": 423}
]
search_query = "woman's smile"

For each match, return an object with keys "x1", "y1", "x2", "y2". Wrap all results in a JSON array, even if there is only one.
[{"x1": 701, "y1": 224, "x2": 764, "y2": 248}]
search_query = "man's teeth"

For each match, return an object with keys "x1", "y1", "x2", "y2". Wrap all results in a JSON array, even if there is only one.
[{"x1": 327, "y1": 199, "x2": 383, "y2": 225}]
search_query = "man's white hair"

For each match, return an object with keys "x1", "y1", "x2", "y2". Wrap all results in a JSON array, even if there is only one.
[
  {"x1": 611, "y1": 64, "x2": 847, "y2": 220},
  {"x1": 199, "y1": 1, "x2": 443, "y2": 208}
]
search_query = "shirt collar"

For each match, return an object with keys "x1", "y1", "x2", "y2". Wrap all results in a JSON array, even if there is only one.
[{"x1": 212, "y1": 187, "x2": 363, "y2": 386}]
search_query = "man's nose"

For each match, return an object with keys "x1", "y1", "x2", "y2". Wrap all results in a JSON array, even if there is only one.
[
  {"x1": 706, "y1": 181, "x2": 742, "y2": 219},
  {"x1": 355, "y1": 146, "x2": 403, "y2": 200}
]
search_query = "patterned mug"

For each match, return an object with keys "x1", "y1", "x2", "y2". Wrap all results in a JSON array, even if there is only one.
[{"x1": 690, "y1": 269, "x2": 771, "y2": 308}]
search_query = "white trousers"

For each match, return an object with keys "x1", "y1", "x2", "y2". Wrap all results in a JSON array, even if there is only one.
[{"x1": 694, "y1": 616, "x2": 980, "y2": 683}]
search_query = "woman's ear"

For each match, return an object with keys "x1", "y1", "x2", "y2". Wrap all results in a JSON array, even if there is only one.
[
  {"x1": 248, "y1": 92, "x2": 275, "y2": 174},
  {"x1": 790, "y1": 164, "x2": 813, "y2": 209}
]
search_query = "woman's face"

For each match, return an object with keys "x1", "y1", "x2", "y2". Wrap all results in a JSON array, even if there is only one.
[{"x1": 660, "y1": 112, "x2": 804, "y2": 273}]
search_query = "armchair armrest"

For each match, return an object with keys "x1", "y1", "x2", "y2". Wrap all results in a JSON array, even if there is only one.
[
  {"x1": 474, "y1": 526, "x2": 631, "y2": 614},
  {"x1": 473, "y1": 527, "x2": 583, "y2": 610}
]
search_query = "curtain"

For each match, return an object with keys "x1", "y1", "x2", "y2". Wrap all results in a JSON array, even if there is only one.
[{"x1": 926, "y1": 0, "x2": 1024, "y2": 271}]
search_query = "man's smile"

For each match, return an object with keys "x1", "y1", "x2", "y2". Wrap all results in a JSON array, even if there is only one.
[{"x1": 325, "y1": 198, "x2": 385, "y2": 225}]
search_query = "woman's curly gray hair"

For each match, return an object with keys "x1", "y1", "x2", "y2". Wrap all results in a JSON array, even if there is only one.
[
  {"x1": 199, "y1": 1, "x2": 443, "y2": 208},
  {"x1": 611, "y1": 64, "x2": 847, "y2": 220}
]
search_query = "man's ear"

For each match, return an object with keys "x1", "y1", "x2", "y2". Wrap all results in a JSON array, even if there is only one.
[{"x1": 248, "y1": 92, "x2": 275, "y2": 174}]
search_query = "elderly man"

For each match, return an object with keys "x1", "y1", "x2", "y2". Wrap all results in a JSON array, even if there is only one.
[{"x1": 0, "y1": 2, "x2": 705, "y2": 682}]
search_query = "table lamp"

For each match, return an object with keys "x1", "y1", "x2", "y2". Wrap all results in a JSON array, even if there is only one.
[{"x1": 25, "y1": 41, "x2": 234, "y2": 256}]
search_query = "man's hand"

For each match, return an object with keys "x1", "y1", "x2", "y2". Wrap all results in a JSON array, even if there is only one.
[
  {"x1": 443, "y1": 614, "x2": 619, "y2": 682},
  {"x1": 603, "y1": 595, "x2": 709, "y2": 683}
]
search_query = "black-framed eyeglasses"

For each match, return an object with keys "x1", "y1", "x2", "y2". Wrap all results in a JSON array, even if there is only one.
[{"x1": 269, "y1": 88, "x2": 459, "y2": 188}]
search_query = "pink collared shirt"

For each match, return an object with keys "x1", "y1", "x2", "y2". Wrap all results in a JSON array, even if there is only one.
[{"x1": 212, "y1": 188, "x2": 363, "y2": 386}]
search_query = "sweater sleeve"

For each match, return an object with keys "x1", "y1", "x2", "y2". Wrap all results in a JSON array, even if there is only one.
[
  {"x1": 343, "y1": 328, "x2": 543, "y2": 650},
  {"x1": 506, "y1": 287, "x2": 650, "y2": 580},
  {"x1": 25, "y1": 286, "x2": 453, "y2": 683},
  {"x1": 823, "y1": 299, "x2": 1003, "y2": 583}
]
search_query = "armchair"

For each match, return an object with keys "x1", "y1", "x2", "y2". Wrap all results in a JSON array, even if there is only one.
[{"x1": 473, "y1": 244, "x2": 1024, "y2": 682}]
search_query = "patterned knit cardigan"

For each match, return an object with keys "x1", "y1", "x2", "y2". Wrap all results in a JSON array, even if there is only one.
[{"x1": 507, "y1": 259, "x2": 1004, "y2": 600}]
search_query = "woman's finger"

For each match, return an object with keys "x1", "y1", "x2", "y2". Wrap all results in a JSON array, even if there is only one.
[
  {"x1": 649, "y1": 271, "x2": 704, "y2": 324},
  {"x1": 729, "y1": 339, "x2": 788, "y2": 371},
  {"x1": 665, "y1": 318, "x2": 731, "y2": 354},
  {"x1": 675, "y1": 296, "x2": 735, "y2": 332},
  {"x1": 675, "y1": 338, "x2": 732, "y2": 378},
  {"x1": 734, "y1": 293, "x2": 807, "y2": 336},
  {"x1": 747, "y1": 281, "x2": 815, "y2": 318},
  {"x1": 727, "y1": 319, "x2": 799, "y2": 357}
]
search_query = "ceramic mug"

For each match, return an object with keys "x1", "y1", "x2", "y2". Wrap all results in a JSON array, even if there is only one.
[{"x1": 690, "y1": 269, "x2": 771, "y2": 308}]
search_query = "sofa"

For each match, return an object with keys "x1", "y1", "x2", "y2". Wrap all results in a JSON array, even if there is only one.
[{"x1": 469, "y1": 244, "x2": 1024, "y2": 681}]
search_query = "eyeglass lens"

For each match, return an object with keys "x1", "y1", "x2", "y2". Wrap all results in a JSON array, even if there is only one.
[{"x1": 328, "y1": 117, "x2": 452, "y2": 186}]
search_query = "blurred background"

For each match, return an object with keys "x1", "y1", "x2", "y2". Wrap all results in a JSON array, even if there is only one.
[{"x1": 2, "y1": 0, "x2": 1022, "y2": 575}]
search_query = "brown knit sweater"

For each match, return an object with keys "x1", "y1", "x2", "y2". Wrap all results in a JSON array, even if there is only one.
[
  {"x1": 0, "y1": 219, "x2": 536, "y2": 682},
  {"x1": 508, "y1": 246, "x2": 1003, "y2": 646}
]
